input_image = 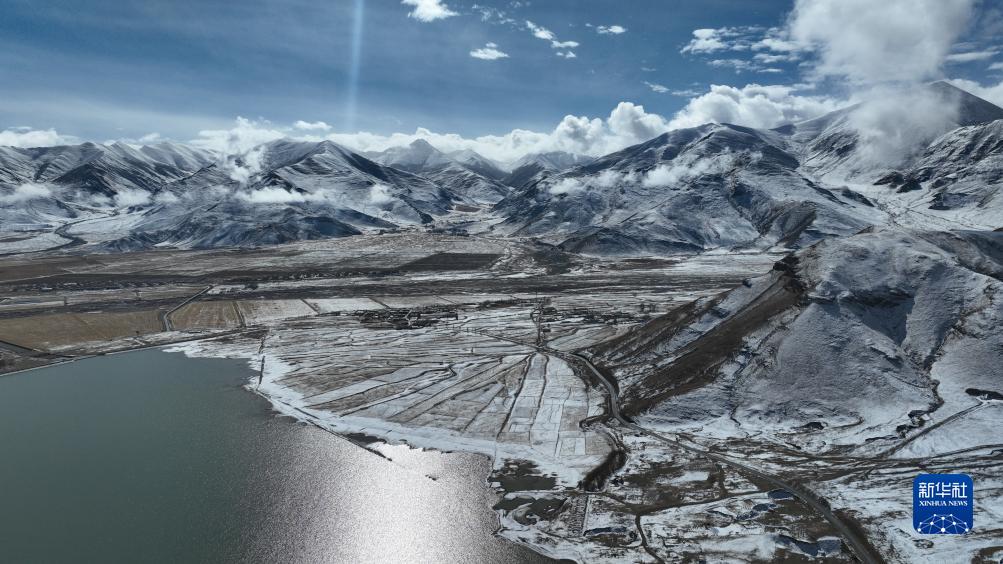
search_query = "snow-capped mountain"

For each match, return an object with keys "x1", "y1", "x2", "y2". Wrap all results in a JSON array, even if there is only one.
[
  {"x1": 492, "y1": 123, "x2": 879, "y2": 254},
  {"x1": 0, "y1": 141, "x2": 217, "y2": 234},
  {"x1": 0, "y1": 141, "x2": 215, "y2": 198},
  {"x1": 503, "y1": 151, "x2": 593, "y2": 189},
  {"x1": 445, "y1": 148, "x2": 508, "y2": 181},
  {"x1": 366, "y1": 139, "x2": 511, "y2": 204},
  {"x1": 2, "y1": 82, "x2": 1002, "y2": 253},
  {"x1": 1, "y1": 139, "x2": 467, "y2": 250},
  {"x1": 491, "y1": 82, "x2": 1003, "y2": 254},
  {"x1": 784, "y1": 81, "x2": 1003, "y2": 180}
]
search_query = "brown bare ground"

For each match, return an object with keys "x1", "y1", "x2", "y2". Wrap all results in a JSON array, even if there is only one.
[
  {"x1": 171, "y1": 301, "x2": 241, "y2": 331},
  {"x1": 0, "y1": 310, "x2": 163, "y2": 350}
]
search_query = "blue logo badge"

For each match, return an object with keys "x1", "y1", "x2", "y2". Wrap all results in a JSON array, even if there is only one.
[{"x1": 913, "y1": 473, "x2": 973, "y2": 534}]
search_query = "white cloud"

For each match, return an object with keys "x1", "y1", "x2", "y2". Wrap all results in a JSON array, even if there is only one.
[
  {"x1": 114, "y1": 189, "x2": 152, "y2": 207},
  {"x1": 548, "y1": 177, "x2": 586, "y2": 195},
  {"x1": 556, "y1": 51, "x2": 577, "y2": 59},
  {"x1": 545, "y1": 153, "x2": 736, "y2": 196},
  {"x1": 680, "y1": 25, "x2": 805, "y2": 71},
  {"x1": 0, "y1": 127, "x2": 75, "y2": 148},
  {"x1": 597, "y1": 25, "x2": 627, "y2": 35},
  {"x1": 709, "y1": 58, "x2": 756, "y2": 73},
  {"x1": 753, "y1": 52, "x2": 798, "y2": 64},
  {"x1": 788, "y1": 0, "x2": 977, "y2": 83},
  {"x1": 641, "y1": 154, "x2": 735, "y2": 187},
  {"x1": 752, "y1": 30, "x2": 804, "y2": 54},
  {"x1": 293, "y1": 120, "x2": 332, "y2": 131},
  {"x1": 784, "y1": 0, "x2": 980, "y2": 167},
  {"x1": 473, "y1": 5, "x2": 515, "y2": 25},
  {"x1": 644, "y1": 82, "x2": 669, "y2": 94},
  {"x1": 239, "y1": 186, "x2": 326, "y2": 204},
  {"x1": 324, "y1": 101, "x2": 673, "y2": 163},
  {"x1": 551, "y1": 40, "x2": 579, "y2": 49},
  {"x1": 990, "y1": 62, "x2": 1003, "y2": 71},
  {"x1": 139, "y1": 132, "x2": 162, "y2": 143},
  {"x1": 946, "y1": 49, "x2": 1000, "y2": 63},
  {"x1": 681, "y1": 27, "x2": 766, "y2": 54},
  {"x1": 401, "y1": 0, "x2": 457, "y2": 22},
  {"x1": 668, "y1": 84, "x2": 840, "y2": 130},
  {"x1": 526, "y1": 20, "x2": 555, "y2": 41},
  {"x1": 470, "y1": 43, "x2": 509, "y2": 60},
  {"x1": 526, "y1": 21, "x2": 579, "y2": 51},
  {"x1": 368, "y1": 183, "x2": 394, "y2": 205},
  {"x1": 681, "y1": 28, "x2": 729, "y2": 54},
  {"x1": 190, "y1": 117, "x2": 285, "y2": 184},
  {"x1": 0, "y1": 182, "x2": 52, "y2": 203},
  {"x1": 848, "y1": 87, "x2": 962, "y2": 167}
]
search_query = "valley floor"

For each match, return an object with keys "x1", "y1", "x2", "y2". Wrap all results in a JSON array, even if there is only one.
[{"x1": 0, "y1": 233, "x2": 999, "y2": 563}]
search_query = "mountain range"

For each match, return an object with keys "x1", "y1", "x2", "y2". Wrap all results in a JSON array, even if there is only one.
[{"x1": 1, "y1": 81, "x2": 1001, "y2": 254}]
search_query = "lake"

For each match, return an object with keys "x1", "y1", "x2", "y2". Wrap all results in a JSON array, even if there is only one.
[{"x1": 0, "y1": 349, "x2": 551, "y2": 563}]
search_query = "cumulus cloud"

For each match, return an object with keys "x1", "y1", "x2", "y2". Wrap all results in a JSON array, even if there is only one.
[
  {"x1": 294, "y1": 120, "x2": 332, "y2": 131},
  {"x1": 788, "y1": 0, "x2": 976, "y2": 84},
  {"x1": 0, "y1": 127, "x2": 75, "y2": 148},
  {"x1": 0, "y1": 182, "x2": 52, "y2": 203},
  {"x1": 668, "y1": 84, "x2": 840, "y2": 130},
  {"x1": 556, "y1": 51, "x2": 577, "y2": 59},
  {"x1": 402, "y1": 0, "x2": 457, "y2": 22},
  {"x1": 470, "y1": 43, "x2": 509, "y2": 60},
  {"x1": 786, "y1": 0, "x2": 979, "y2": 167},
  {"x1": 596, "y1": 25, "x2": 627, "y2": 35},
  {"x1": 321, "y1": 101, "x2": 672, "y2": 163}
]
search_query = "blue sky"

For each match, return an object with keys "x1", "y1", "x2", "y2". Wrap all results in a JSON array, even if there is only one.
[{"x1": 2, "y1": 0, "x2": 1002, "y2": 159}]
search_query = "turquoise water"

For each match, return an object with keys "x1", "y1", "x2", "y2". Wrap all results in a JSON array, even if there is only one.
[{"x1": 0, "y1": 349, "x2": 549, "y2": 563}]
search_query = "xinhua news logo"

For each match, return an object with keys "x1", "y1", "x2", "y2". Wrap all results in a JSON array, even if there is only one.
[{"x1": 913, "y1": 474, "x2": 974, "y2": 535}]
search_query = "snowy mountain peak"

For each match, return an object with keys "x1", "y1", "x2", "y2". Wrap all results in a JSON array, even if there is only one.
[{"x1": 927, "y1": 80, "x2": 1003, "y2": 127}]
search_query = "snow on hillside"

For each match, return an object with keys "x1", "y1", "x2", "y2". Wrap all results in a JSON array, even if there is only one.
[
  {"x1": 368, "y1": 139, "x2": 511, "y2": 204},
  {"x1": 592, "y1": 228, "x2": 1003, "y2": 456},
  {"x1": 493, "y1": 123, "x2": 881, "y2": 255}
]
